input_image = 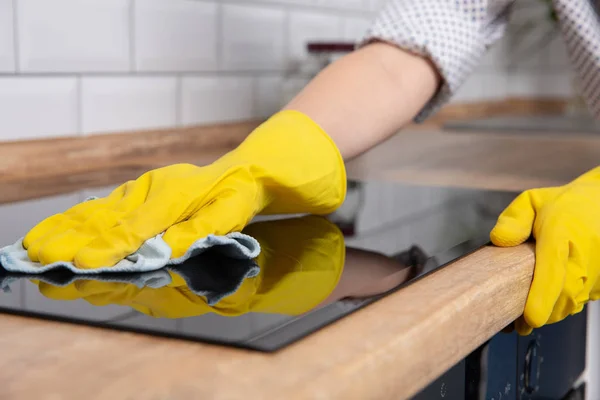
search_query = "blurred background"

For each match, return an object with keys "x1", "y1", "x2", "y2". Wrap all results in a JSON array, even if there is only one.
[{"x1": 0, "y1": 0, "x2": 584, "y2": 143}]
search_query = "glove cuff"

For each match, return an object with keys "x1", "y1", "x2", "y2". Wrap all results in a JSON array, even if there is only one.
[{"x1": 225, "y1": 110, "x2": 347, "y2": 215}]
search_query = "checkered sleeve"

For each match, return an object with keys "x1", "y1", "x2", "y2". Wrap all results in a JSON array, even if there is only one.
[
  {"x1": 552, "y1": 0, "x2": 600, "y2": 118},
  {"x1": 357, "y1": 0, "x2": 514, "y2": 122}
]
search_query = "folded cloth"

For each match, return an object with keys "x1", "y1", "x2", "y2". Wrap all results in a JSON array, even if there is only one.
[
  {"x1": 0, "y1": 196, "x2": 261, "y2": 275},
  {"x1": 0, "y1": 247, "x2": 260, "y2": 306}
]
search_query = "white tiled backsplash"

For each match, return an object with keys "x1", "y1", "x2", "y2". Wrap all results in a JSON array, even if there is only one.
[
  {"x1": 17, "y1": 0, "x2": 131, "y2": 72},
  {"x1": 134, "y1": 0, "x2": 219, "y2": 72},
  {"x1": 0, "y1": 0, "x2": 572, "y2": 142},
  {"x1": 81, "y1": 76, "x2": 178, "y2": 134},
  {"x1": 0, "y1": 0, "x2": 380, "y2": 142},
  {"x1": 0, "y1": 77, "x2": 78, "y2": 140},
  {"x1": 0, "y1": 0, "x2": 15, "y2": 72}
]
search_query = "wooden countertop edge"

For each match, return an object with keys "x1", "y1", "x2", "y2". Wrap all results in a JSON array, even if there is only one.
[
  {"x1": 291, "y1": 244, "x2": 536, "y2": 399},
  {"x1": 0, "y1": 244, "x2": 535, "y2": 400},
  {"x1": 4, "y1": 120, "x2": 578, "y2": 398}
]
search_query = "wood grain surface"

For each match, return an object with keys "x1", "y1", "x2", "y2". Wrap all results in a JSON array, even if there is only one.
[
  {"x1": 1, "y1": 125, "x2": 598, "y2": 399},
  {"x1": 428, "y1": 97, "x2": 567, "y2": 123},
  {"x1": 0, "y1": 245, "x2": 534, "y2": 400},
  {"x1": 346, "y1": 128, "x2": 600, "y2": 192},
  {"x1": 0, "y1": 150, "x2": 228, "y2": 205},
  {"x1": 0, "y1": 121, "x2": 260, "y2": 182}
]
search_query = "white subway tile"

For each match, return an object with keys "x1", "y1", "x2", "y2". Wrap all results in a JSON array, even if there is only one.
[
  {"x1": 0, "y1": 0, "x2": 14, "y2": 71},
  {"x1": 479, "y1": 36, "x2": 510, "y2": 71},
  {"x1": 479, "y1": 73, "x2": 509, "y2": 100},
  {"x1": 81, "y1": 77, "x2": 178, "y2": 135},
  {"x1": 317, "y1": 0, "x2": 366, "y2": 9},
  {"x1": 274, "y1": 0, "x2": 315, "y2": 4},
  {"x1": 288, "y1": 11, "x2": 342, "y2": 64},
  {"x1": 540, "y1": 72, "x2": 574, "y2": 97},
  {"x1": 0, "y1": 77, "x2": 78, "y2": 141},
  {"x1": 256, "y1": 76, "x2": 284, "y2": 118},
  {"x1": 453, "y1": 72, "x2": 508, "y2": 103},
  {"x1": 545, "y1": 34, "x2": 570, "y2": 70},
  {"x1": 452, "y1": 75, "x2": 483, "y2": 103},
  {"x1": 510, "y1": 42, "x2": 546, "y2": 71},
  {"x1": 507, "y1": 72, "x2": 538, "y2": 97},
  {"x1": 260, "y1": 0, "x2": 316, "y2": 5},
  {"x1": 221, "y1": 4, "x2": 286, "y2": 71},
  {"x1": 18, "y1": 0, "x2": 130, "y2": 72},
  {"x1": 181, "y1": 76, "x2": 255, "y2": 125},
  {"x1": 342, "y1": 17, "x2": 371, "y2": 41},
  {"x1": 369, "y1": 0, "x2": 387, "y2": 11},
  {"x1": 134, "y1": 0, "x2": 218, "y2": 72}
]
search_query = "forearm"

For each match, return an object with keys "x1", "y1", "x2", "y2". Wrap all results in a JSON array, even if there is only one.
[{"x1": 283, "y1": 42, "x2": 441, "y2": 160}]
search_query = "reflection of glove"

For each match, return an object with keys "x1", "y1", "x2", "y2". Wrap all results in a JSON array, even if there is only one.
[
  {"x1": 35, "y1": 274, "x2": 217, "y2": 318},
  {"x1": 241, "y1": 215, "x2": 345, "y2": 315},
  {"x1": 491, "y1": 166, "x2": 600, "y2": 335},
  {"x1": 33, "y1": 215, "x2": 346, "y2": 318},
  {"x1": 23, "y1": 110, "x2": 346, "y2": 269}
]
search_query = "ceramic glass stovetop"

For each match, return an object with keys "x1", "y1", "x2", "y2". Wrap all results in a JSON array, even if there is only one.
[{"x1": 0, "y1": 180, "x2": 518, "y2": 352}]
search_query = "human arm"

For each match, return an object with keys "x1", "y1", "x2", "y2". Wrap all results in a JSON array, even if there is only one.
[{"x1": 283, "y1": 42, "x2": 440, "y2": 160}]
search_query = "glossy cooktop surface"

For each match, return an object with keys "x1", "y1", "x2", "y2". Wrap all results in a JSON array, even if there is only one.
[{"x1": 0, "y1": 180, "x2": 518, "y2": 352}]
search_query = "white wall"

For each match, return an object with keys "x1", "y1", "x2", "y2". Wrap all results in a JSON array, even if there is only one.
[
  {"x1": 0, "y1": 0, "x2": 378, "y2": 142},
  {"x1": 0, "y1": 0, "x2": 576, "y2": 143}
]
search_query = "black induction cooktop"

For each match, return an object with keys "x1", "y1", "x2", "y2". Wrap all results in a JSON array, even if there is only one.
[{"x1": 0, "y1": 180, "x2": 519, "y2": 352}]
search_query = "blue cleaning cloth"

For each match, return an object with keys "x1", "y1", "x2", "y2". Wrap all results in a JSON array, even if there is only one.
[
  {"x1": 0, "y1": 233, "x2": 260, "y2": 275},
  {"x1": 0, "y1": 195, "x2": 260, "y2": 275},
  {"x1": 0, "y1": 248, "x2": 260, "y2": 306}
]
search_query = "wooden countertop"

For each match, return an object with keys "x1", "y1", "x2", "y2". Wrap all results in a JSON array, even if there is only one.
[{"x1": 3, "y1": 127, "x2": 600, "y2": 399}]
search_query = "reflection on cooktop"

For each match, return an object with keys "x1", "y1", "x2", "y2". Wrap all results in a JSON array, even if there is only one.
[{"x1": 0, "y1": 180, "x2": 519, "y2": 352}]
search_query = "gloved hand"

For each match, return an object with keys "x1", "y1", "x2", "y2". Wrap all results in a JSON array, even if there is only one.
[
  {"x1": 33, "y1": 215, "x2": 346, "y2": 318},
  {"x1": 491, "y1": 166, "x2": 600, "y2": 335},
  {"x1": 23, "y1": 110, "x2": 346, "y2": 269}
]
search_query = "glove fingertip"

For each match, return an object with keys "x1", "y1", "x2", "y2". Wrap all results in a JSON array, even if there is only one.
[
  {"x1": 523, "y1": 297, "x2": 551, "y2": 330},
  {"x1": 490, "y1": 217, "x2": 532, "y2": 247},
  {"x1": 515, "y1": 317, "x2": 534, "y2": 336},
  {"x1": 23, "y1": 214, "x2": 66, "y2": 249}
]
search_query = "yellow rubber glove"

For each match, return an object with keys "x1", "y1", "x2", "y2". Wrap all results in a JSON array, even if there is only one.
[
  {"x1": 33, "y1": 215, "x2": 346, "y2": 318},
  {"x1": 491, "y1": 166, "x2": 600, "y2": 335},
  {"x1": 22, "y1": 110, "x2": 346, "y2": 269}
]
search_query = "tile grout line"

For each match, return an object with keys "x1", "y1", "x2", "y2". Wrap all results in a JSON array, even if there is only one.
[
  {"x1": 216, "y1": 0, "x2": 223, "y2": 71},
  {"x1": 76, "y1": 74, "x2": 83, "y2": 136},
  {"x1": 176, "y1": 75, "x2": 183, "y2": 127},
  {"x1": 12, "y1": 0, "x2": 19, "y2": 72},
  {"x1": 282, "y1": 5, "x2": 290, "y2": 73},
  {"x1": 129, "y1": 0, "x2": 136, "y2": 73},
  {"x1": 251, "y1": 74, "x2": 258, "y2": 119}
]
